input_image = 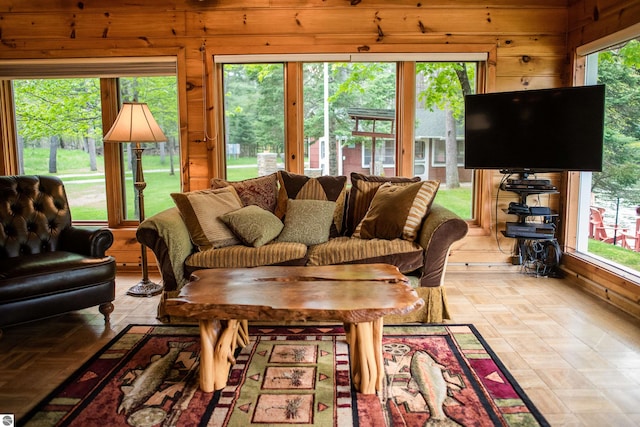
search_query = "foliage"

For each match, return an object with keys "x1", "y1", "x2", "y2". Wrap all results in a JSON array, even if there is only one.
[
  {"x1": 415, "y1": 62, "x2": 475, "y2": 189},
  {"x1": 594, "y1": 39, "x2": 640, "y2": 205},
  {"x1": 14, "y1": 78, "x2": 103, "y2": 143},
  {"x1": 415, "y1": 63, "x2": 475, "y2": 119},
  {"x1": 223, "y1": 64, "x2": 284, "y2": 156}
]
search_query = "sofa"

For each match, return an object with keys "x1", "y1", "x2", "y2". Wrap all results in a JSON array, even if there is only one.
[
  {"x1": 0, "y1": 175, "x2": 116, "y2": 336},
  {"x1": 137, "y1": 171, "x2": 468, "y2": 323}
]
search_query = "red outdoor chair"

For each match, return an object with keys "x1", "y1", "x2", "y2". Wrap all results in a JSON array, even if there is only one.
[{"x1": 589, "y1": 206, "x2": 628, "y2": 247}]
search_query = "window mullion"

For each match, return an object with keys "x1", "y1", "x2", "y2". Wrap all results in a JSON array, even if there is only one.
[
  {"x1": 101, "y1": 78, "x2": 126, "y2": 228},
  {"x1": 0, "y1": 81, "x2": 19, "y2": 175}
]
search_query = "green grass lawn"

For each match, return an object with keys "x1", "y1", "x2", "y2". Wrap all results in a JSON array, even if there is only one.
[{"x1": 588, "y1": 239, "x2": 640, "y2": 271}]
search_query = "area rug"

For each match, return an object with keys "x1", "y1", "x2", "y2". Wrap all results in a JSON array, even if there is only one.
[{"x1": 19, "y1": 324, "x2": 549, "y2": 427}]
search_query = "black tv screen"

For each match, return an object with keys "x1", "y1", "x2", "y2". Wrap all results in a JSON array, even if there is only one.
[{"x1": 464, "y1": 85, "x2": 605, "y2": 173}]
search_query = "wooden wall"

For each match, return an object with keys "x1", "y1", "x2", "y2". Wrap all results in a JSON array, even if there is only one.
[{"x1": 0, "y1": 0, "x2": 637, "y2": 272}]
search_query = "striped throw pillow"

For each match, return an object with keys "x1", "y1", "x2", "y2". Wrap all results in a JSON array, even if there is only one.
[{"x1": 353, "y1": 180, "x2": 440, "y2": 241}]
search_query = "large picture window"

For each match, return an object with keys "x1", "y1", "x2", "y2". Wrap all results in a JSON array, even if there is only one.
[
  {"x1": 576, "y1": 37, "x2": 640, "y2": 275},
  {"x1": 217, "y1": 55, "x2": 482, "y2": 220},
  {"x1": 1, "y1": 57, "x2": 181, "y2": 225}
]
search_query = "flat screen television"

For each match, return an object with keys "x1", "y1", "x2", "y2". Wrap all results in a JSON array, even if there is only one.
[{"x1": 464, "y1": 85, "x2": 605, "y2": 175}]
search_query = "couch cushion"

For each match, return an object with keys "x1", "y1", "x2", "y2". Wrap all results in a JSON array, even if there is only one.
[
  {"x1": 219, "y1": 205, "x2": 284, "y2": 247},
  {"x1": 276, "y1": 199, "x2": 336, "y2": 246},
  {"x1": 345, "y1": 173, "x2": 421, "y2": 236},
  {"x1": 354, "y1": 180, "x2": 440, "y2": 241},
  {"x1": 186, "y1": 241, "x2": 307, "y2": 269},
  {"x1": 211, "y1": 173, "x2": 278, "y2": 213},
  {"x1": 171, "y1": 186, "x2": 243, "y2": 251},
  {"x1": 276, "y1": 171, "x2": 347, "y2": 237},
  {"x1": 306, "y1": 236, "x2": 424, "y2": 273}
]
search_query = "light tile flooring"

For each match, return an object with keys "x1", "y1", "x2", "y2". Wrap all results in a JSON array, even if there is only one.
[{"x1": 0, "y1": 271, "x2": 639, "y2": 425}]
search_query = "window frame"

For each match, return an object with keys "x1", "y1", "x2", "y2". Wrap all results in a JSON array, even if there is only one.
[
  {"x1": 362, "y1": 139, "x2": 396, "y2": 169},
  {"x1": 0, "y1": 56, "x2": 184, "y2": 228},
  {"x1": 430, "y1": 138, "x2": 465, "y2": 167},
  {"x1": 562, "y1": 23, "x2": 640, "y2": 284}
]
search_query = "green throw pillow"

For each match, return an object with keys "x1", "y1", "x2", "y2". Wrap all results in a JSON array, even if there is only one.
[
  {"x1": 219, "y1": 205, "x2": 284, "y2": 247},
  {"x1": 276, "y1": 199, "x2": 336, "y2": 246}
]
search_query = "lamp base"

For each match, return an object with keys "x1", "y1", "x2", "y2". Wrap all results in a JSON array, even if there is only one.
[{"x1": 127, "y1": 278, "x2": 163, "y2": 297}]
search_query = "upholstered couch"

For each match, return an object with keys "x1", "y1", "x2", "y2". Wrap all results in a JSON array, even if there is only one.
[
  {"x1": 137, "y1": 171, "x2": 468, "y2": 323},
  {"x1": 0, "y1": 175, "x2": 116, "y2": 335}
]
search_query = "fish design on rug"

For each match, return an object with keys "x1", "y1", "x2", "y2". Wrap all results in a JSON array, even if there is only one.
[
  {"x1": 118, "y1": 341, "x2": 193, "y2": 415},
  {"x1": 410, "y1": 350, "x2": 462, "y2": 427}
]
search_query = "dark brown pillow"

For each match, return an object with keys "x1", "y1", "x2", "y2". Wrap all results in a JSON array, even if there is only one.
[
  {"x1": 345, "y1": 172, "x2": 421, "y2": 236},
  {"x1": 276, "y1": 171, "x2": 347, "y2": 237},
  {"x1": 353, "y1": 180, "x2": 440, "y2": 241}
]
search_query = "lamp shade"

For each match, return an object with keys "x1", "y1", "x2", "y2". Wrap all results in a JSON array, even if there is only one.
[{"x1": 103, "y1": 102, "x2": 167, "y2": 143}]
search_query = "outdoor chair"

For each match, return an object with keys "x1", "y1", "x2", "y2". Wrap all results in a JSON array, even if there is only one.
[
  {"x1": 589, "y1": 206, "x2": 628, "y2": 247},
  {"x1": 621, "y1": 217, "x2": 640, "y2": 252}
]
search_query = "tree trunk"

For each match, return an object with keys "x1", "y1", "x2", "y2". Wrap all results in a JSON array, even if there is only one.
[
  {"x1": 17, "y1": 136, "x2": 24, "y2": 174},
  {"x1": 87, "y1": 137, "x2": 97, "y2": 171},
  {"x1": 160, "y1": 141, "x2": 166, "y2": 165},
  {"x1": 445, "y1": 107, "x2": 460, "y2": 189},
  {"x1": 169, "y1": 136, "x2": 175, "y2": 176},
  {"x1": 49, "y1": 135, "x2": 59, "y2": 173}
]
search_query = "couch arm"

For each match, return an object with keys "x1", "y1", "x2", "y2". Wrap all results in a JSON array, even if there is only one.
[
  {"x1": 59, "y1": 227, "x2": 114, "y2": 258},
  {"x1": 136, "y1": 207, "x2": 194, "y2": 292},
  {"x1": 416, "y1": 204, "x2": 468, "y2": 288}
]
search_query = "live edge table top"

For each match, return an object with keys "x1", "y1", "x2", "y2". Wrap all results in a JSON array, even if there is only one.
[{"x1": 164, "y1": 264, "x2": 425, "y2": 323}]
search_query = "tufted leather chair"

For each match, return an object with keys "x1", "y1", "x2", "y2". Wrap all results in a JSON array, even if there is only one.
[{"x1": 0, "y1": 175, "x2": 116, "y2": 335}]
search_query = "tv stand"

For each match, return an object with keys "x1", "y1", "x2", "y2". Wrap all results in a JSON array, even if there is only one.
[{"x1": 500, "y1": 177, "x2": 561, "y2": 276}]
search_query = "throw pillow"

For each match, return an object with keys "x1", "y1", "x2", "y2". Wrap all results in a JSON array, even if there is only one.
[
  {"x1": 276, "y1": 199, "x2": 337, "y2": 246},
  {"x1": 275, "y1": 171, "x2": 347, "y2": 236},
  {"x1": 171, "y1": 186, "x2": 243, "y2": 251},
  {"x1": 345, "y1": 172, "x2": 421, "y2": 236},
  {"x1": 211, "y1": 173, "x2": 278, "y2": 213},
  {"x1": 219, "y1": 205, "x2": 284, "y2": 247},
  {"x1": 354, "y1": 180, "x2": 440, "y2": 241}
]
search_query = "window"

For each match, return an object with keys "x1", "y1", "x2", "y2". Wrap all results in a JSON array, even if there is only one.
[
  {"x1": 362, "y1": 139, "x2": 395, "y2": 169},
  {"x1": 222, "y1": 63, "x2": 285, "y2": 180},
  {"x1": 431, "y1": 139, "x2": 464, "y2": 166},
  {"x1": 576, "y1": 37, "x2": 640, "y2": 274},
  {"x1": 118, "y1": 76, "x2": 180, "y2": 220},
  {"x1": 1, "y1": 57, "x2": 180, "y2": 224},
  {"x1": 221, "y1": 60, "x2": 398, "y2": 180},
  {"x1": 216, "y1": 54, "x2": 483, "y2": 220},
  {"x1": 13, "y1": 78, "x2": 108, "y2": 220},
  {"x1": 414, "y1": 62, "x2": 476, "y2": 219}
]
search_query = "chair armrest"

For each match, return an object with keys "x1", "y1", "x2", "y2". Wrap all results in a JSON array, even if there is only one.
[
  {"x1": 416, "y1": 204, "x2": 468, "y2": 288},
  {"x1": 59, "y1": 227, "x2": 114, "y2": 258},
  {"x1": 136, "y1": 207, "x2": 194, "y2": 292}
]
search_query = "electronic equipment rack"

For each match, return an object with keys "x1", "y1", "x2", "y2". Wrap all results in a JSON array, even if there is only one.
[{"x1": 500, "y1": 181, "x2": 561, "y2": 275}]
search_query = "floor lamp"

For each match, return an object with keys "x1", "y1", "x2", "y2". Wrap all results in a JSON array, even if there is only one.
[{"x1": 104, "y1": 102, "x2": 167, "y2": 297}]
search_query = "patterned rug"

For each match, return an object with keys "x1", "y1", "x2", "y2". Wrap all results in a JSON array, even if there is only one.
[{"x1": 19, "y1": 324, "x2": 549, "y2": 426}]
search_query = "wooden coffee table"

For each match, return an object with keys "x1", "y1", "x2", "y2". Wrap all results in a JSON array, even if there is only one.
[{"x1": 164, "y1": 264, "x2": 424, "y2": 394}]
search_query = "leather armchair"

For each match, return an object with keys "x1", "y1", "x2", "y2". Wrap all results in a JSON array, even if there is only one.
[{"x1": 0, "y1": 175, "x2": 116, "y2": 335}]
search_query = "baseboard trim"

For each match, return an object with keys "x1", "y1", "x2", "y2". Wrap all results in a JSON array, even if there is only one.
[{"x1": 559, "y1": 265, "x2": 640, "y2": 320}]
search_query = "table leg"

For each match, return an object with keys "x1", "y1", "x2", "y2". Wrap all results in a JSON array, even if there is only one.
[
  {"x1": 344, "y1": 318, "x2": 384, "y2": 394},
  {"x1": 199, "y1": 319, "x2": 241, "y2": 392},
  {"x1": 199, "y1": 319, "x2": 221, "y2": 393}
]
